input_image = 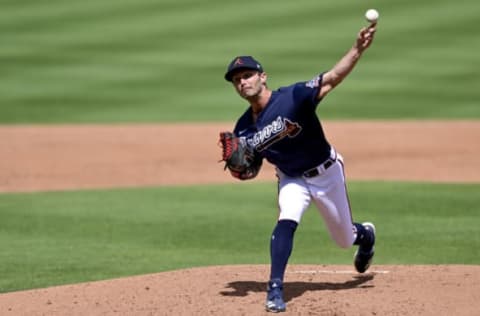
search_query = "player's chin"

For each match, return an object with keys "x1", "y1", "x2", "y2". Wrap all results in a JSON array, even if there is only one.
[
  {"x1": 240, "y1": 89, "x2": 257, "y2": 98},
  {"x1": 239, "y1": 92, "x2": 250, "y2": 99}
]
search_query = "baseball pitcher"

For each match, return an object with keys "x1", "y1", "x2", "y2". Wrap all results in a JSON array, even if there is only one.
[{"x1": 219, "y1": 21, "x2": 378, "y2": 313}]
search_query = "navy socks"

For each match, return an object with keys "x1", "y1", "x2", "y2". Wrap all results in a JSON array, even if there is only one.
[
  {"x1": 269, "y1": 221, "x2": 372, "y2": 281},
  {"x1": 270, "y1": 219, "x2": 298, "y2": 281}
]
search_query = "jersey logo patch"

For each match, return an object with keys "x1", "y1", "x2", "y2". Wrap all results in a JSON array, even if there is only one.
[
  {"x1": 249, "y1": 116, "x2": 302, "y2": 151},
  {"x1": 306, "y1": 75, "x2": 321, "y2": 88}
]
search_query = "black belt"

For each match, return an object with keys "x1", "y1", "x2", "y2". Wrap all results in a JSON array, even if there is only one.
[{"x1": 302, "y1": 158, "x2": 335, "y2": 178}]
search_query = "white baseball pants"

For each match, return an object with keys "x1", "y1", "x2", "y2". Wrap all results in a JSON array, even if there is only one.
[{"x1": 276, "y1": 149, "x2": 356, "y2": 248}]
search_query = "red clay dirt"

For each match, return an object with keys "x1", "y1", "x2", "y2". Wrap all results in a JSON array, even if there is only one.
[
  {"x1": 1, "y1": 121, "x2": 479, "y2": 192},
  {"x1": 0, "y1": 121, "x2": 479, "y2": 315}
]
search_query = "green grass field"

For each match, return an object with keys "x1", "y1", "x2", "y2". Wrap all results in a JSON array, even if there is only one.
[
  {"x1": 0, "y1": 0, "x2": 479, "y2": 294},
  {"x1": 1, "y1": 0, "x2": 479, "y2": 123},
  {"x1": 1, "y1": 182, "x2": 479, "y2": 293}
]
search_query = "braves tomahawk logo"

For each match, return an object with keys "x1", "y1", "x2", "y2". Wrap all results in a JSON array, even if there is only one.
[
  {"x1": 234, "y1": 58, "x2": 244, "y2": 66},
  {"x1": 248, "y1": 116, "x2": 302, "y2": 151}
]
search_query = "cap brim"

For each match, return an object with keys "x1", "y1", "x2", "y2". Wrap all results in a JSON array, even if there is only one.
[{"x1": 224, "y1": 66, "x2": 261, "y2": 82}]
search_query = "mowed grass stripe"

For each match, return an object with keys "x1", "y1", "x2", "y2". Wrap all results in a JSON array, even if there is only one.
[
  {"x1": 0, "y1": 181, "x2": 479, "y2": 292},
  {"x1": 1, "y1": 0, "x2": 479, "y2": 122}
]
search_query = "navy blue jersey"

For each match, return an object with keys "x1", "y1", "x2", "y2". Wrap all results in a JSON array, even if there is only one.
[{"x1": 233, "y1": 74, "x2": 332, "y2": 177}]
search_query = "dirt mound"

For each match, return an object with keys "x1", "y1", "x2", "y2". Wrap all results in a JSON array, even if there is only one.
[
  {"x1": 1, "y1": 265, "x2": 479, "y2": 315},
  {"x1": 1, "y1": 121, "x2": 479, "y2": 315}
]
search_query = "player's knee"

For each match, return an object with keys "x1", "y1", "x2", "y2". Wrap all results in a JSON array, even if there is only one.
[{"x1": 278, "y1": 214, "x2": 302, "y2": 224}]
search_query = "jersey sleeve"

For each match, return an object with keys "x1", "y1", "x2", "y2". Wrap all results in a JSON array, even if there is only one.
[{"x1": 293, "y1": 73, "x2": 324, "y2": 111}]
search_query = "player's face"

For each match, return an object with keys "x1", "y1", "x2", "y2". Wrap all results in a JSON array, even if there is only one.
[{"x1": 231, "y1": 70, "x2": 266, "y2": 99}]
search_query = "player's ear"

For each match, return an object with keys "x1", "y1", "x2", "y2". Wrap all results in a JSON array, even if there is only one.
[{"x1": 259, "y1": 72, "x2": 268, "y2": 84}]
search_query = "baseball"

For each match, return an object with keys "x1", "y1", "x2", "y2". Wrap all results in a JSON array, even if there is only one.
[{"x1": 365, "y1": 9, "x2": 379, "y2": 23}]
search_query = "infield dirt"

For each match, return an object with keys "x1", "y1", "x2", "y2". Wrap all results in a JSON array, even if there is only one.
[
  {"x1": 0, "y1": 121, "x2": 479, "y2": 315},
  {"x1": 1, "y1": 121, "x2": 480, "y2": 192}
]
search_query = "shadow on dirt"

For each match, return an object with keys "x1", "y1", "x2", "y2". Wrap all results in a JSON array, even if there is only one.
[{"x1": 220, "y1": 274, "x2": 374, "y2": 302}]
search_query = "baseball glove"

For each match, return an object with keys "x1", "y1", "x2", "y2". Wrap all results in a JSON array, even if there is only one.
[{"x1": 218, "y1": 131, "x2": 261, "y2": 180}]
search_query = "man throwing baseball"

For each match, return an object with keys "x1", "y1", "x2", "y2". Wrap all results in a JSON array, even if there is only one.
[{"x1": 222, "y1": 22, "x2": 378, "y2": 313}]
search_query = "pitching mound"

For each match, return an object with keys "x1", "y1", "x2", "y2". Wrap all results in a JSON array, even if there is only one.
[
  {"x1": 1, "y1": 121, "x2": 479, "y2": 315},
  {"x1": 1, "y1": 264, "x2": 479, "y2": 315}
]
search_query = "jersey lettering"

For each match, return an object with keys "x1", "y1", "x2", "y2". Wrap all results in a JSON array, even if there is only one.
[{"x1": 248, "y1": 116, "x2": 302, "y2": 151}]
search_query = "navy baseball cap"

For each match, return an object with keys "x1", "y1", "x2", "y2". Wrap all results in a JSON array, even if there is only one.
[{"x1": 224, "y1": 56, "x2": 264, "y2": 82}]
